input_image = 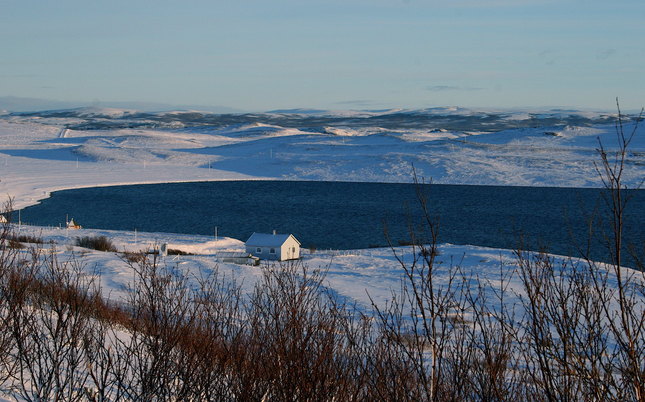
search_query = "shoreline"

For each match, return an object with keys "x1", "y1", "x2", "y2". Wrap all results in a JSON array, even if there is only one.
[
  {"x1": 1, "y1": 117, "x2": 642, "y2": 211},
  {"x1": 6, "y1": 172, "x2": 622, "y2": 213}
]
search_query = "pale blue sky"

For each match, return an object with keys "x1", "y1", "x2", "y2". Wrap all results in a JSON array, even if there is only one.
[{"x1": 1, "y1": 0, "x2": 643, "y2": 111}]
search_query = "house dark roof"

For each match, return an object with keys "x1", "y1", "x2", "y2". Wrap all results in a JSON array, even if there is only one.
[{"x1": 246, "y1": 232, "x2": 300, "y2": 247}]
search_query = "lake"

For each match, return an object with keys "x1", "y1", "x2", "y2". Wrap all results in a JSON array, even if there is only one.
[{"x1": 16, "y1": 181, "x2": 644, "y2": 265}]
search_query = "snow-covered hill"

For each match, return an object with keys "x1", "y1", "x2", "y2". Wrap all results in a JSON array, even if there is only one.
[
  {"x1": 1, "y1": 107, "x2": 643, "y2": 210},
  {"x1": 0, "y1": 107, "x2": 642, "y2": 399}
]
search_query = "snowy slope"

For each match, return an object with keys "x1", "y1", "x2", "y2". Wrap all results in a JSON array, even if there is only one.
[
  {"x1": 9, "y1": 223, "x2": 640, "y2": 318},
  {"x1": 2, "y1": 224, "x2": 540, "y2": 312},
  {"x1": 1, "y1": 108, "x2": 643, "y2": 210},
  {"x1": 0, "y1": 106, "x2": 642, "y2": 400}
]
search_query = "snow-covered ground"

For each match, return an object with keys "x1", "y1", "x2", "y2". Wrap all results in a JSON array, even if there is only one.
[
  {"x1": 0, "y1": 106, "x2": 642, "y2": 308},
  {"x1": 10, "y1": 221, "x2": 641, "y2": 321},
  {"x1": 5, "y1": 222, "x2": 641, "y2": 401},
  {"x1": 9, "y1": 224, "x2": 528, "y2": 313},
  {"x1": 1, "y1": 107, "x2": 643, "y2": 210}
]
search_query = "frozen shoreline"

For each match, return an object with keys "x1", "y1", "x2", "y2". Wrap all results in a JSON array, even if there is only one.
[
  {"x1": 1, "y1": 111, "x2": 644, "y2": 211},
  {"x1": 1, "y1": 222, "x2": 548, "y2": 310},
  {"x1": 1, "y1": 108, "x2": 642, "y2": 399}
]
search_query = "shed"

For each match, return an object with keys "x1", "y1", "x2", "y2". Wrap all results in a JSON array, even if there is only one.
[
  {"x1": 67, "y1": 218, "x2": 82, "y2": 230},
  {"x1": 67, "y1": 218, "x2": 82, "y2": 229},
  {"x1": 245, "y1": 232, "x2": 301, "y2": 261},
  {"x1": 0, "y1": 215, "x2": 7, "y2": 224},
  {"x1": 216, "y1": 251, "x2": 260, "y2": 266}
]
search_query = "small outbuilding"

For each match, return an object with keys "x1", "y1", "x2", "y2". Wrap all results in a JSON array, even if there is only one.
[
  {"x1": 216, "y1": 251, "x2": 260, "y2": 266},
  {"x1": 0, "y1": 215, "x2": 7, "y2": 224},
  {"x1": 67, "y1": 218, "x2": 82, "y2": 229},
  {"x1": 245, "y1": 231, "x2": 301, "y2": 261}
]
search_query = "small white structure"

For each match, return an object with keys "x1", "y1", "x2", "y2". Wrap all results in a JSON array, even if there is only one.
[
  {"x1": 245, "y1": 231, "x2": 301, "y2": 261},
  {"x1": 0, "y1": 215, "x2": 7, "y2": 224},
  {"x1": 67, "y1": 218, "x2": 82, "y2": 230},
  {"x1": 216, "y1": 251, "x2": 260, "y2": 266}
]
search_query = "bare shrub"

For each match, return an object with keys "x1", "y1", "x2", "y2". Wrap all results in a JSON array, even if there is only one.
[
  {"x1": 3, "y1": 246, "x2": 98, "y2": 401},
  {"x1": 587, "y1": 102, "x2": 645, "y2": 400},
  {"x1": 0, "y1": 199, "x2": 24, "y2": 389},
  {"x1": 240, "y1": 261, "x2": 365, "y2": 401},
  {"x1": 166, "y1": 248, "x2": 192, "y2": 256},
  {"x1": 370, "y1": 172, "x2": 479, "y2": 400},
  {"x1": 75, "y1": 236, "x2": 117, "y2": 252},
  {"x1": 171, "y1": 271, "x2": 245, "y2": 400},
  {"x1": 7, "y1": 234, "x2": 43, "y2": 245},
  {"x1": 7, "y1": 239, "x2": 23, "y2": 250},
  {"x1": 111, "y1": 252, "x2": 198, "y2": 400},
  {"x1": 514, "y1": 251, "x2": 607, "y2": 399},
  {"x1": 512, "y1": 102, "x2": 645, "y2": 401},
  {"x1": 0, "y1": 101, "x2": 640, "y2": 400}
]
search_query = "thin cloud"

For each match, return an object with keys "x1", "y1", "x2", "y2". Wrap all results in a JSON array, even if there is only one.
[
  {"x1": 446, "y1": 0, "x2": 559, "y2": 7},
  {"x1": 597, "y1": 49, "x2": 616, "y2": 60},
  {"x1": 363, "y1": 0, "x2": 557, "y2": 7},
  {"x1": 334, "y1": 99, "x2": 378, "y2": 107},
  {"x1": 426, "y1": 85, "x2": 484, "y2": 92},
  {"x1": 0, "y1": 73, "x2": 38, "y2": 78},
  {"x1": 538, "y1": 49, "x2": 558, "y2": 65}
]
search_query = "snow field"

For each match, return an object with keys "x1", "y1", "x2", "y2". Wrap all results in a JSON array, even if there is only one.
[{"x1": 1, "y1": 112, "x2": 644, "y2": 210}]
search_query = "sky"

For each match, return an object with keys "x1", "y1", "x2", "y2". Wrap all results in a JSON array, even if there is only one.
[{"x1": 1, "y1": 0, "x2": 644, "y2": 112}]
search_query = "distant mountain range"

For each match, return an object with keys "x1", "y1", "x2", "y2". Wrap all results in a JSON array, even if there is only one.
[
  {"x1": 0, "y1": 96, "x2": 241, "y2": 114},
  {"x1": 3, "y1": 103, "x2": 630, "y2": 134}
]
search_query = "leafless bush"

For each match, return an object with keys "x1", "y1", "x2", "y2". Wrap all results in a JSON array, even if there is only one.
[
  {"x1": 239, "y1": 261, "x2": 367, "y2": 401},
  {"x1": 7, "y1": 234, "x2": 44, "y2": 245},
  {"x1": 122, "y1": 250, "x2": 147, "y2": 264},
  {"x1": 510, "y1": 102, "x2": 645, "y2": 401},
  {"x1": 0, "y1": 102, "x2": 641, "y2": 400},
  {"x1": 0, "y1": 244, "x2": 99, "y2": 401},
  {"x1": 75, "y1": 235, "x2": 117, "y2": 252},
  {"x1": 371, "y1": 172, "x2": 480, "y2": 400},
  {"x1": 166, "y1": 248, "x2": 193, "y2": 256},
  {"x1": 110, "y1": 252, "x2": 198, "y2": 399},
  {"x1": 371, "y1": 106, "x2": 644, "y2": 400},
  {"x1": 514, "y1": 251, "x2": 609, "y2": 399},
  {"x1": 172, "y1": 271, "x2": 244, "y2": 400},
  {"x1": 0, "y1": 199, "x2": 24, "y2": 390},
  {"x1": 588, "y1": 101, "x2": 645, "y2": 400}
]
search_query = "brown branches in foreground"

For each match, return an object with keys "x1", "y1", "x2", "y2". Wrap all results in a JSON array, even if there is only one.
[
  {"x1": 0, "y1": 104, "x2": 642, "y2": 401},
  {"x1": 0, "y1": 208, "x2": 643, "y2": 400}
]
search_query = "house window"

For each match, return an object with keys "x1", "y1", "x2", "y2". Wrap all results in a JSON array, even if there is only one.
[
  {"x1": 292, "y1": 247, "x2": 296, "y2": 253},
  {"x1": 256, "y1": 247, "x2": 262, "y2": 253},
  {"x1": 270, "y1": 248, "x2": 276, "y2": 254}
]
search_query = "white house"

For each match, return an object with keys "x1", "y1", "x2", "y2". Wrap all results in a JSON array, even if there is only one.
[{"x1": 245, "y1": 232, "x2": 301, "y2": 261}]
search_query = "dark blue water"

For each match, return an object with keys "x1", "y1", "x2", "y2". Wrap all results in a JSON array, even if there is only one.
[{"x1": 16, "y1": 181, "x2": 644, "y2": 265}]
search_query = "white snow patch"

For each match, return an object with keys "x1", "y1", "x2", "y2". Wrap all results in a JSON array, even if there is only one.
[{"x1": 1, "y1": 114, "x2": 643, "y2": 211}]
